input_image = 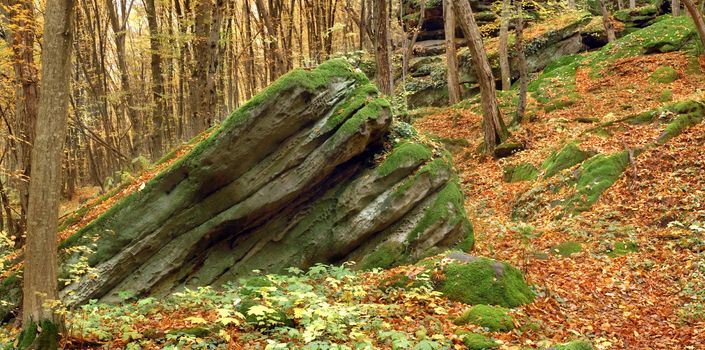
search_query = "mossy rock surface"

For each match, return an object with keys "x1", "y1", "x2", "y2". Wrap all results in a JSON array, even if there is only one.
[
  {"x1": 547, "y1": 340, "x2": 594, "y2": 350},
  {"x1": 541, "y1": 142, "x2": 594, "y2": 178},
  {"x1": 493, "y1": 142, "x2": 525, "y2": 158},
  {"x1": 550, "y1": 241, "x2": 583, "y2": 257},
  {"x1": 503, "y1": 163, "x2": 539, "y2": 183},
  {"x1": 454, "y1": 304, "x2": 515, "y2": 332},
  {"x1": 649, "y1": 66, "x2": 679, "y2": 83},
  {"x1": 435, "y1": 253, "x2": 534, "y2": 308},
  {"x1": 458, "y1": 332, "x2": 500, "y2": 350},
  {"x1": 0, "y1": 59, "x2": 473, "y2": 320},
  {"x1": 566, "y1": 152, "x2": 630, "y2": 212}
]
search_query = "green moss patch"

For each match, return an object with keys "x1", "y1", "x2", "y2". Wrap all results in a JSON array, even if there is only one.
[
  {"x1": 503, "y1": 163, "x2": 539, "y2": 183},
  {"x1": 606, "y1": 241, "x2": 638, "y2": 257},
  {"x1": 566, "y1": 151, "x2": 630, "y2": 212},
  {"x1": 376, "y1": 141, "x2": 433, "y2": 177},
  {"x1": 659, "y1": 89, "x2": 673, "y2": 102},
  {"x1": 659, "y1": 101, "x2": 705, "y2": 143},
  {"x1": 454, "y1": 304, "x2": 515, "y2": 332},
  {"x1": 550, "y1": 241, "x2": 583, "y2": 257},
  {"x1": 357, "y1": 241, "x2": 406, "y2": 270},
  {"x1": 541, "y1": 142, "x2": 594, "y2": 178},
  {"x1": 436, "y1": 255, "x2": 534, "y2": 308},
  {"x1": 458, "y1": 332, "x2": 499, "y2": 350},
  {"x1": 649, "y1": 66, "x2": 679, "y2": 84}
]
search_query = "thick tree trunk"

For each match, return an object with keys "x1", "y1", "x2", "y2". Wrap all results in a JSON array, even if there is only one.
[
  {"x1": 599, "y1": 0, "x2": 616, "y2": 42},
  {"x1": 498, "y1": 0, "x2": 512, "y2": 91},
  {"x1": 454, "y1": 0, "x2": 508, "y2": 153},
  {"x1": 513, "y1": 5, "x2": 528, "y2": 125},
  {"x1": 630, "y1": 0, "x2": 636, "y2": 9},
  {"x1": 682, "y1": 0, "x2": 705, "y2": 54},
  {"x1": 444, "y1": 0, "x2": 461, "y2": 104},
  {"x1": 374, "y1": 0, "x2": 393, "y2": 95},
  {"x1": 22, "y1": 0, "x2": 74, "y2": 345},
  {"x1": 144, "y1": 0, "x2": 166, "y2": 159}
]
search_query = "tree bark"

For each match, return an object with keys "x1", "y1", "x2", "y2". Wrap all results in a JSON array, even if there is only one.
[
  {"x1": 498, "y1": 0, "x2": 511, "y2": 91},
  {"x1": 513, "y1": 3, "x2": 528, "y2": 125},
  {"x1": 22, "y1": 0, "x2": 74, "y2": 344},
  {"x1": 629, "y1": 0, "x2": 635, "y2": 10},
  {"x1": 403, "y1": 0, "x2": 426, "y2": 80},
  {"x1": 454, "y1": 0, "x2": 508, "y2": 153},
  {"x1": 599, "y1": 0, "x2": 616, "y2": 42},
  {"x1": 674, "y1": 0, "x2": 681, "y2": 16},
  {"x1": 444, "y1": 0, "x2": 461, "y2": 104},
  {"x1": 144, "y1": 0, "x2": 166, "y2": 159},
  {"x1": 682, "y1": 0, "x2": 705, "y2": 54},
  {"x1": 374, "y1": 0, "x2": 393, "y2": 95}
]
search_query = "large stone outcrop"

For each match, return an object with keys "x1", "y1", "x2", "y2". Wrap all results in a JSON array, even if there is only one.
[{"x1": 0, "y1": 59, "x2": 472, "y2": 319}]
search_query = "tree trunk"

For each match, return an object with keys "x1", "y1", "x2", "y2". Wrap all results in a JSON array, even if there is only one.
[
  {"x1": 682, "y1": 0, "x2": 705, "y2": 54},
  {"x1": 568, "y1": 0, "x2": 576, "y2": 10},
  {"x1": 444, "y1": 0, "x2": 461, "y2": 104},
  {"x1": 374, "y1": 0, "x2": 393, "y2": 95},
  {"x1": 617, "y1": 0, "x2": 624, "y2": 10},
  {"x1": 403, "y1": 0, "x2": 426, "y2": 80},
  {"x1": 144, "y1": 0, "x2": 166, "y2": 159},
  {"x1": 21, "y1": 0, "x2": 74, "y2": 345},
  {"x1": 513, "y1": 4, "x2": 528, "y2": 125},
  {"x1": 498, "y1": 0, "x2": 511, "y2": 91},
  {"x1": 454, "y1": 0, "x2": 508, "y2": 153},
  {"x1": 674, "y1": 0, "x2": 681, "y2": 16},
  {"x1": 599, "y1": 0, "x2": 616, "y2": 42},
  {"x1": 630, "y1": 0, "x2": 636, "y2": 10}
]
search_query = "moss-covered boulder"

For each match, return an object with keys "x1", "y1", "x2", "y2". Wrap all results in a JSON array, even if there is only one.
[
  {"x1": 614, "y1": 5, "x2": 659, "y2": 28},
  {"x1": 503, "y1": 163, "x2": 539, "y2": 183},
  {"x1": 435, "y1": 253, "x2": 534, "y2": 307},
  {"x1": 649, "y1": 66, "x2": 679, "y2": 84},
  {"x1": 566, "y1": 152, "x2": 630, "y2": 212},
  {"x1": 493, "y1": 142, "x2": 525, "y2": 158},
  {"x1": 0, "y1": 59, "x2": 474, "y2": 318},
  {"x1": 541, "y1": 142, "x2": 594, "y2": 178},
  {"x1": 547, "y1": 340, "x2": 593, "y2": 350},
  {"x1": 454, "y1": 304, "x2": 515, "y2": 332},
  {"x1": 458, "y1": 332, "x2": 500, "y2": 350}
]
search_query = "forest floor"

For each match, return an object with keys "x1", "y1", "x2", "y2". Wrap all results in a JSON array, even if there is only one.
[{"x1": 414, "y1": 51, "x2": 705, "y2": 349}]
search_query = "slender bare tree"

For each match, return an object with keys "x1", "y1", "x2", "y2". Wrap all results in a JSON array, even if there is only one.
[
  {"x1": 454, "y1": 0, "x2": 508, "y2": 152},
  {"x1": 599, "y1": 0, "x2": 616, "y2": 42},
  {"x1": 444, "y1": 0, "x2": 461, "y2": 104},
  {"x1": 513, "y1": 1, "x2": 529, "y2": 125},
  {"x1": 498, "y1": 0, "x2": 512, "y2": 90},
  {"x1": 374, "y1": 0, "x2": 393, "y2": 95}
]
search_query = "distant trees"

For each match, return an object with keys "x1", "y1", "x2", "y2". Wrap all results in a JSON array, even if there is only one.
[
  {"x1": 21, "y1": 0, "x2": 74, "y2": 347},
  {"x1": 498, "y1": 0, "x2": 512, "y2": 91},
  {"x1": 454, "y1": 0, "x2": 508, "y2": 152}
]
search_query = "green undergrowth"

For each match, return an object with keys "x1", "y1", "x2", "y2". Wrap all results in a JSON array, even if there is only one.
[
  {"x1": 550, "y1": 241, "x2": 583, "y2": 257},
  {"x1": 549, "y1": 340, "x2": 594, "y2": 350},
  {"x1": 39, "y1": 264, "x2": 464, "y2": 349}
]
